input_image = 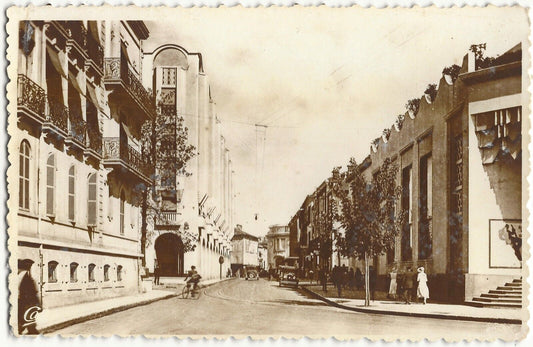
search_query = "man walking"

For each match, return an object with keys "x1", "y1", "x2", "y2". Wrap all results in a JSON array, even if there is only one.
[
  {"x1": 403, "y1": 267, "x2": 415, "y2": 304},
  {"x1": 154, "y1": 263, "x2": 160, "y2": 285}
]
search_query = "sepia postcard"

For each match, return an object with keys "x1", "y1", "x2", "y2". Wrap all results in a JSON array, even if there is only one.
[{"x1": 5, "y1": 4, "x2": 531, "y2": 341}]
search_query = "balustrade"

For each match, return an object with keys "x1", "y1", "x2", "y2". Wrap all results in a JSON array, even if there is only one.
[
  {"x1": 17, "y1": 74, "x2": 46, "y2": 118},
  {"x1": 104, "y1": 57, "x2": 156, "y2": 117},
  {"x1": 103, "y1": 137, "x2": 152, "y2": 178},
  {"x1": 86, "y1": 123, "x2": 102, "y2": 154},
  {"x1": 46, "y1": 96, "x2": 69, "y2": 133},
  {"x1": 68, "y1": 108, "x2": 87, "y2": 144},
  {"x1": 65, "y1": 21, "x2": 87, "y2": 50}
]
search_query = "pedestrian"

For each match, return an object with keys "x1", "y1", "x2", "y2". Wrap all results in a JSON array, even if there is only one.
[
  {"x1": 18, "y1": 259, "x2": 40, "y2": 335},
  {"x1": 341, "y1": 265, "x2": 348, "y2": 289},
  {"x1": 348, "y1": 267, "x2": 355, "y2": 290},
  {"x1": 417, "y1": 267, "x2": 429, "y2": 304},
  {"x1": 369, "y1": 266, "x2": 377, "y2": 301},
  {"x1": 308, "y1": 269, "x2": 314, "y2": 284},
  {"x1": 331, "y1": 265, "x2": 338, "y2": 288},
  {"x1": 388, "y1": 265, "x2": 398, "y2": 300},
  {"x1": 355, "y1": 267, "x2": 363, "y2": 290},
  {"x1": 403, "y1": 267, "x2": 415, "y2": 304},
  {"x1": 319, "y1": 267, "x2": 328, "y2": 292},
  {"x1": 334, "y1": 267, "x2": 343, "y2": 298},
  {"x1": 154, "y1": 263, "x2": 160, "y2": 285}
]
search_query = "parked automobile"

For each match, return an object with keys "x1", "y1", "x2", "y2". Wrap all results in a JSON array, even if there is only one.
[
  {"x1": 245, "y1": 266, "x2": 260, "y2": 280},
  {"x1": 278, "y1": 265, "x2": 299, "y2": 287}
]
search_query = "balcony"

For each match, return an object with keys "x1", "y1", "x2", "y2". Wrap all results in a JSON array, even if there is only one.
[
  {"x1": 154, "y1": 211, "x2": 183, "y2": 231},
  {"x1": 65, "y1": 108, "x2": 87, "y2": 151},
  {"x1": 17, "y1": 74, "x2": 46, "y2": 123},
  {"x1": 43, "y1": 95, "x2": 69, "y2": 138},
  {"x1": 103, "y1": 58, "x2": 156, "y2": 121},
  {"x1": 102, "y1": 137, "x2": 152, "y2": 184},
  {"x1": 64, "y1": 21, "x2": 88, "y2": 58},
  {"x1": 86, "y1": 34, "x2": 103, "y2": 76},
  {"x1": 84, "y1": 123, "x2": 102, "y2": 161}
]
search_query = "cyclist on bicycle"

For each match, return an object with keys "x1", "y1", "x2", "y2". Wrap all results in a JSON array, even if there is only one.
[{"x1": 184, "y1": 265, "x2": 201, "y2": 292}]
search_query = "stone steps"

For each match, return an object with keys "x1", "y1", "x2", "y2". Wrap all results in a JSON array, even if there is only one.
[{"x1": 466, "y1": 278, "x2": 522, "y2": 308}]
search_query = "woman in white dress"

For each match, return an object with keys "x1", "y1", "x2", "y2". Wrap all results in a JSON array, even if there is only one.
[
  {"x1": 388, "y1": 266, "x2": 398, "y2": 300},
  {"x1": 417, "y1": 267, "x2": 429, "y2": 304}
]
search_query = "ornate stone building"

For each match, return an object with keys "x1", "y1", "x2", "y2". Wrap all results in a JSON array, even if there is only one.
[{"x1": 13, "y1": 20, "x2": 153, "y2": 308}]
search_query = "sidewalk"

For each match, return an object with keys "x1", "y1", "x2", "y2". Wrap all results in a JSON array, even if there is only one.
[
  {"x1": 37, "y1": 277, "x2": 232, "y2": 334},
  {"x1": 300, "y1": 286, "x2": 524, "y2": 325}
]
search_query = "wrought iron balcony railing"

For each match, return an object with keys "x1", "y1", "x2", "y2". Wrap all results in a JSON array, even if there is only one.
[
  {"x1": 103, "y1": 58, "x2": 156, "y2": 117},
  {"x1": 65, "y1": 21, "x2": 87, "y2": 51},
  {"x1": 17, "y1": 74, "x2": 46, "y2": 118},
  {"x1": 46, "y1": 96, "x2": 69, "y2": 134},
  {"x1": 68, "y1": 108, "x2": 87, "y2": 144},
  {"x1": 87, "y1": 34, "x2": 104, "y2": 69},
  {"x1": 86, "y1": 124, "x2": 102, "y2": 155},
  {"x1": 102, "y1": 137, "x2": 152, "y2": 179}
]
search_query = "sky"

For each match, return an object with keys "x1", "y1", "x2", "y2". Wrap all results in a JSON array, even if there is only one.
[{"x1": 145, "y1": 6, "x2": 529, "y2": 237}]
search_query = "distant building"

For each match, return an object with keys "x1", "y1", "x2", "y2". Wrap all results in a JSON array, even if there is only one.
[
  {"x1": 257, "y1": 237, "x2": 268, "y2": 270},
  {"x1": 231, "y1": 225, "x2": 259, "y2": 275},
  {"x1": 266, "y1": 225, "x2": 290, "y2": 269}
]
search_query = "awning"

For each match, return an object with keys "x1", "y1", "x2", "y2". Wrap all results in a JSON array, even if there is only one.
[
  {"x1": 86, "y1": 83, "x2": 99, "y2": 108},
  {"x1": 46, "y1": 45, "x2": 66, "y2": 78},
  {"x1": 68, "y1": 70, "x2": 85, "y2": 97}
]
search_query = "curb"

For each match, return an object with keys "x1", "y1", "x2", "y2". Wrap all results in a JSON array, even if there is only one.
[
  {"x1": 298, "y1": 286, "x2": 522, "y2": 325},
  {"x1": 40, "y1": 278, "x2": 233, "y2": 334}
]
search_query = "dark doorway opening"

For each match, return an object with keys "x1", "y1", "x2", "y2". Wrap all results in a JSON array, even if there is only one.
[{"x1": 155, "y1": 233, "x2": 184, "y2": 276}]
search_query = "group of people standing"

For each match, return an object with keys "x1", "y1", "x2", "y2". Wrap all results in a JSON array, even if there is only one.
[
  {"x1": 317, "y1": 265, "x2": 375, "y2": 298},
  {"x1": 388, "y1": 266, "x2": 430, "y2": 304}
]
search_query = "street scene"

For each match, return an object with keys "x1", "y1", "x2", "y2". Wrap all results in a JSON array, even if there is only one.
[{"x1": 6, "y1": 5, "x2": 529, "y2": 341}]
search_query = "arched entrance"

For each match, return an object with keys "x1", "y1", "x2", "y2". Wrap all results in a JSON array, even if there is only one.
[{"x1": 155, "y1": 233, "x2": 184, "y2": 276}]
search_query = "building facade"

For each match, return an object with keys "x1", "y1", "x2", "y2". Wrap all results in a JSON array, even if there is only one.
[
  {"x1": 231, "y1": 225, "x2": 259, "y2": 275},
  {"x1": 142, "y1": 43, "x2": 233, "y2": 280},
  {"x1": 14, "y1": 20, "x2": 153, "y2": 309},
  {"x1": 266, "y1": 225, "x2": 290, "y2": 269},
  {"x1": 287, "y1": 43, "x2": 525, "y2": 303}
]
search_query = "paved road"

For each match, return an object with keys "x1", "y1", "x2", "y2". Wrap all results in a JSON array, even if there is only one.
[{"x1": 54, "y1": 279, "x2": 523, "y2": 339}]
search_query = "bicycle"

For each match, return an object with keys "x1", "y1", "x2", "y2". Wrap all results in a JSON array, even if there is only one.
[{"x1": 182, "y1": 282, "x2": 202, "y2": 299}]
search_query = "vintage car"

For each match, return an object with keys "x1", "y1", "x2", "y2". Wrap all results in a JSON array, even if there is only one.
[
  {"x1": 278, "y1": 265, "x2": 299, "y2": 287},
  {"x1": 244, "y1": 266, "x2": 260, "y2": 280}
]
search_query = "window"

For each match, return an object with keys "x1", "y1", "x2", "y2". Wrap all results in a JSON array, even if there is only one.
[
  {"x1": 48, "y1": 261, "x2": 58, "y2": 283},
  {"x1": 68, "y1": 166, "x2": 75, "y2": 221},
  {"x1": 88, "y1": 263, "x2": 96, "y2": 282},
  {"x1": 117, "y1": 265, "x2": 123, "y2": 281},
  {"x1": 19, "y1": 140, "x2": 31, "y2": 210},
  {"x1": 401, "y1": 165, "x2": 413, "y2": 261},
  {"x1": 104, "y1": 265, "x2": 110, "y2": 282},
  {"x1": 419, "y1": 154, "x2": 433, "y2": 260},
  {"x1": 46, "y1": 154, "x2": 55, "y2": 216},
  {"x1": 87, "y1": 173, "x2": 97, "y2": 226},
  {"x1": 70, "y1": 262, "x2": 78, "y2": 283},
  {"x1": 120, "y1": 190, "x2": 125, "y2": 235}
]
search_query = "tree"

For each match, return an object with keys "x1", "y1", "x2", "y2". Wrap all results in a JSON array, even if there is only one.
[
  {"x1": 330, "y1": 157, "x2": 406, "y2": 306},
  {"x1": 442, "y1": 64, "x2": 461, "y2": 82},
  {"x1": 138, "y1": 102, "x2": 196, "y2": 267},
  {"x1": 424, "y1": 83, "x2": 438, "y2": 103},
  {"x1": 405, "y1": 98, "x2": 420, "y2": 115}
]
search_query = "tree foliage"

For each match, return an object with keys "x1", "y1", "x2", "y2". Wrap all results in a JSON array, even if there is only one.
[
  {"x1": 405, "y1": 98, "x2": 420, "y2": 115},
  {"x1": 442, "y1": 64, "x2": 461, "y2": 82},
  {"x1": 424, "y1": 83, "x2": 438, "y2": 103},
  {"x1": 329, "y1": 157, "x2": 406, "y2": 305}
]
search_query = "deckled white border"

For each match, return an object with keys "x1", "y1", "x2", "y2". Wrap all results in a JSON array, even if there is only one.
[{"x1": 1, "y1": 1, "x2": 532, "y2": 347}]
